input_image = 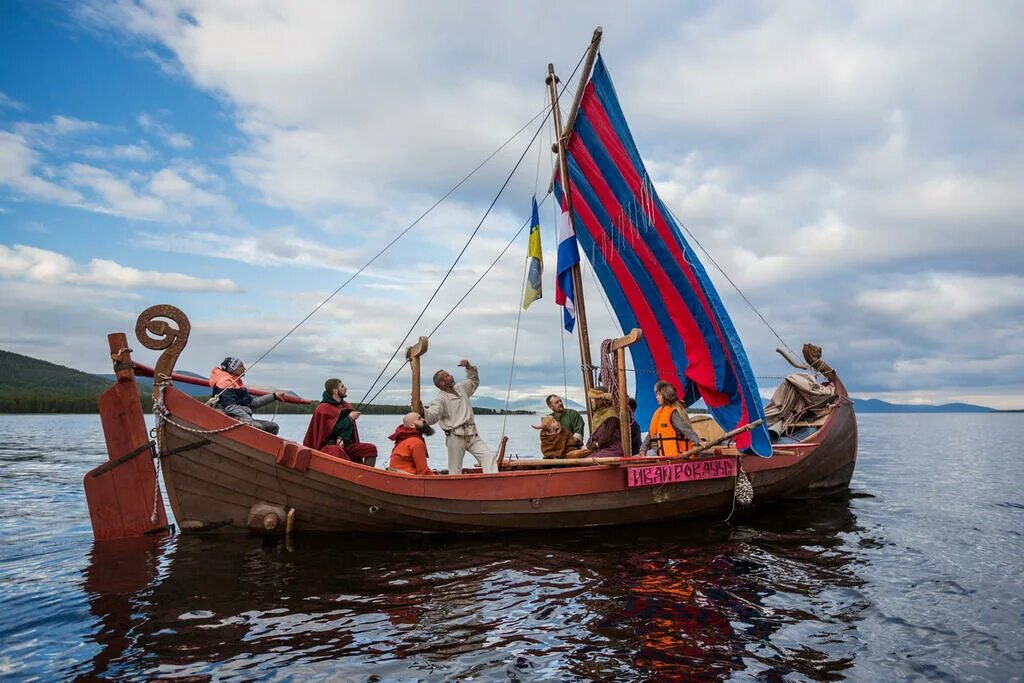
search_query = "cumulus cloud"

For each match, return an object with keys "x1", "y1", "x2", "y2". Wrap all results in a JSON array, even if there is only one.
[
  {"x1": 0, "y1": 92, "x2": 24, "y2": 111},
  {"x1": 137, "y1": 112, "x2": 192, "y2": 149},
  {"x1": 0, "y1": 131, "x2": 84, "y2": 203},
  {"x1": 12, "y1": 115, "x2": 105, "y2": 148},
  {"x1": 0, "y1": 243, "x2": 241, "y2": 292},
  {"x1": 65, "y1": 162, "x2": 168, "y2": 219},
  {"x1": 134, "y1": 226, "x2": 367, "y2": 272},
  {"x1": 80, "y1": 142, "x2": 155, "y2": 161}
]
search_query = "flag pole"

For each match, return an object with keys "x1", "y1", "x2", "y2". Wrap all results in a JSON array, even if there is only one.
[{"x1": 546, "y1": 27, "x2": 602, "y2": 425}]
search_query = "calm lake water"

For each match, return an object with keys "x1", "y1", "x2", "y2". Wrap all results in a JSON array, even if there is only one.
[{"x1": 0, "y1": 413, "x2": 1021, "y2": 681}]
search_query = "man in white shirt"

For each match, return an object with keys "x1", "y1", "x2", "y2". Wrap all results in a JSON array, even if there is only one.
[{"x1": 423, "y1": 359, "x2": 497, "y2": 474}]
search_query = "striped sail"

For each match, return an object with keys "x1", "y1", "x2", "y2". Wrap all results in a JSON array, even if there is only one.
[{"x1": 553, "y1": 55, "x2": 772, "y2": 456}]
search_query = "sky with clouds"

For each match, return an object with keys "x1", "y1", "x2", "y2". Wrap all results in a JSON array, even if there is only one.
[{"x1": 1, "y1": 1, "x2": 1022, "y2": 410}]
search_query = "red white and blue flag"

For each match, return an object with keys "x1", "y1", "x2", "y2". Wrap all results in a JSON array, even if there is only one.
[
  {"x1": 553, "y1": 55, "x2": 772, "y2": 456},
  {"x1": 554, "y1": 196, "x2": 580, "y2": 332}
]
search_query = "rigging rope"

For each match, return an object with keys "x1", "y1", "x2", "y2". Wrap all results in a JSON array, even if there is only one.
[
  {"x1": 501, "y1": 255, "x2": 530, "y2": 438},
  {"x1": 501, "y1": 87, "x2": 552, "y2": 438},
  {"x1": 356, "y1": 112, "x2": 552, "y2": 409},
  {"x1": 665, "y1": 205, "x2": 799, "y2": 359},
  {"x1": 358, "y1": 194, "x2": 553, "y2": 408},
  {"x1": 357, "y1": 47, "x2": 589, "y2": 409},
  {"x1": 240, "y1": 103, "x2": 554, "y2": 376}
]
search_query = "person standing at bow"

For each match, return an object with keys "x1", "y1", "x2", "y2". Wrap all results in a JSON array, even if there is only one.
[
  {"x1": 208, "y1": 357, "x2": 285, "y2": 434},
  {"x1": 643, "y1": 380, "x2": 704, "y2": 457},
  {"x1": 423, "y1": 359, "x2": 497, "y2": 474},
  {"x1": 303, "y1": 378, "x2": 378, "y2": 467}
]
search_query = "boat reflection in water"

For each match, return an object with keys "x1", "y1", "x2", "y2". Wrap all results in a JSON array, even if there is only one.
[{"x1": 81, "y1": 496, "x2": 867, "y2": 679}]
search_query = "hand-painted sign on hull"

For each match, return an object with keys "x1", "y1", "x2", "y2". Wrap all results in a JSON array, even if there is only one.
[{"x1": 626, "y1": 458, "x2": 737, "y2": 488}]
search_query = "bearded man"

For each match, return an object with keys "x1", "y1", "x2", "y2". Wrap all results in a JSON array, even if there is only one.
[{"x1": 303, "y1": 378, "x2": 378, "y2": 467}]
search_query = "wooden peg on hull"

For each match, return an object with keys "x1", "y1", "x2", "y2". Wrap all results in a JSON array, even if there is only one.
[
  {"x1": 406, "y1": 336, "x2": 429, "y2": 415},
  {"x1": 609, "y1": 328, "x2": 643, "y2": 457}
]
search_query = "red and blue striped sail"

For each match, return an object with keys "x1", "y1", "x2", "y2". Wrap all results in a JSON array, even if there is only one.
[{"x1": 553, "y1": 55, "x2": 772, "y2": 456}]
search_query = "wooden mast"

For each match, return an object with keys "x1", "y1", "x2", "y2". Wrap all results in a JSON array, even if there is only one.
[
  {"x1": 546, "y1": 26, "x2": 603, "y2": 424},
  {"x1": 406, "y1": 336, "x2": 429, "y2": 414},
  {"x1": 609, "y1": 328, "x2": 643, "y2": 456}
]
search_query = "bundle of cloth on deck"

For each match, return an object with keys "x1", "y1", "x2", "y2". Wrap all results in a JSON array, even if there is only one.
[{"x1": 763, "y1": 372, "x2": 836, "y2": 440}]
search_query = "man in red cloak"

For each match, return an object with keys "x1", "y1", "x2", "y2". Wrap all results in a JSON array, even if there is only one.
[{"x1": 302, "y1": 378, "x2": 378, "y2": 466}]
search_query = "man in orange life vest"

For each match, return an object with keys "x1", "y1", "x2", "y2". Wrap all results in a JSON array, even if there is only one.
[{"x1": 303, "y1": 378, "x2": 378, "y2": 466}]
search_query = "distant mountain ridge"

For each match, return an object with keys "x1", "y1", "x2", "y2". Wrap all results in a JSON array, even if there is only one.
[{"x1": 851, "y1": 398, "x2": 992, "y2": 413}]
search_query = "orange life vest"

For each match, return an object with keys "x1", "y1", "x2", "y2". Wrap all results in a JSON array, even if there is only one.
[{"x1": 649, "y1": 405, "x2": 692, "y2": 457}]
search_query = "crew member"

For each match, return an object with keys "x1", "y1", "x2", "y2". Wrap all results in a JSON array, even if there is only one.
[
  {"x1": 545, "y1": 393, "x2": 585, "y2": 445},
  {"x1": 303, "y1": 378, "x2": 377, "y2": 466},
  {"x1": 642, "y1": 380, "x2": 704, "y2": 457},
  {"x1": 208, "y1": 357, "x2": 284, "y2": 434},
  {"x1": 423, "y1": 359, "x2": 497, "y2": 474},
  {"x1": 388, "y1": 412, "x2": 434, "y2": 475}
]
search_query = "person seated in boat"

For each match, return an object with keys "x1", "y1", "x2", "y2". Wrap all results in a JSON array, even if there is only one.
[
  {"x1": 302, "y1": 378, "x2": 378, "y2": 467},
  {"x1": 545, "y1": 394, "x2": 585, "y2": 446},
  {"x1": 566, "y1": 388, "x2": 623, "y2": 459},
  {"x1": 627, "y1": 396, "x2": 642, "y2": 456},
  {"x1": 208, "y1": 357, "x2": 285, "y2": 434},
  {"x1": 534, "y1": 415, "x2": 575, "y2": 458},
  {"x1": 642, "y1": 380, "x2": 704, "y2": 457},
  {"x1": 423, "y1": 359, "x2": 497, "y2": 474},
  {"x1": 388, "y1": 412, "x2": 435, "y2": 475}
]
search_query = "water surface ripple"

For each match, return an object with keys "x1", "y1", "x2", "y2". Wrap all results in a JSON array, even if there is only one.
[{"x1": 0, "y1": 413, "x2": 1021, "y2": 680}]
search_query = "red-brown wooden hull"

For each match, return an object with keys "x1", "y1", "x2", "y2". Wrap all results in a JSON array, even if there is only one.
[{"x1": 156, "y1": 381, "x2": 858, "y2": 534}]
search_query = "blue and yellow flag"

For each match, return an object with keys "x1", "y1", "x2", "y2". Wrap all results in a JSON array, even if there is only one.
[{"x1": 522, "y1": 197, "x2": 543, "y2": 309}]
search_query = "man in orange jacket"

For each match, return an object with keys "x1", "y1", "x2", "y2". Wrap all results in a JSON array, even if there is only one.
[{"x1": 388, "y1": 412, "x2": 434, "y2": 475}]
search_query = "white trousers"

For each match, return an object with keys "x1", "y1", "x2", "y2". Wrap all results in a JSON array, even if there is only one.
[{"x1": 446, "y1": 433, "x2": 497, "y2": 474}]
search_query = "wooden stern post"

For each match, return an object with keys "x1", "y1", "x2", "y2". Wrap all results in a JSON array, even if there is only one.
[
  {"x1": 609, "y1": 328, "x2": 642, "y2": 456},
  {"x1": 84, "y1": 332, "x2": 170, "y2": 541},
  {"x1": 406, "y1": 336, "x2": 429, "y2": 414}
]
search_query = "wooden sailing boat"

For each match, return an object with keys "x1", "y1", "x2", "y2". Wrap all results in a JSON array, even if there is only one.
[{"x1": 84, "y1": 29, "x2": 857, "y2": 540}]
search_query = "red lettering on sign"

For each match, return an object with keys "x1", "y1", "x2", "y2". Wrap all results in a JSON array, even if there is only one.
[{"x1": 625, "y1": 458, "x2": 737, "y2": 488}]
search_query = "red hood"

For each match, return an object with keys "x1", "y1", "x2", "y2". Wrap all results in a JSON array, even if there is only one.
[{"x1": 389, "y1": 425, "x2": 424, "y2": 443}]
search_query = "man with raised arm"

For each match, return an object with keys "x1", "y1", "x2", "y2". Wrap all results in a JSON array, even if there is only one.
[{"x1": 423, "y1": 359, "x2": 497, "y2": 474}]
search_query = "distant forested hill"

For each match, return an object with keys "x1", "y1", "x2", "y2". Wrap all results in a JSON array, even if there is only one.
[{"x1": 0, "y1": 349, "x2": 120, "y2": 413}]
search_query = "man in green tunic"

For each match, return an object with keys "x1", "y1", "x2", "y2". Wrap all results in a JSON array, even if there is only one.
[{"x1": 545, "y1": 394, "x2": 585, "y2": 446}]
